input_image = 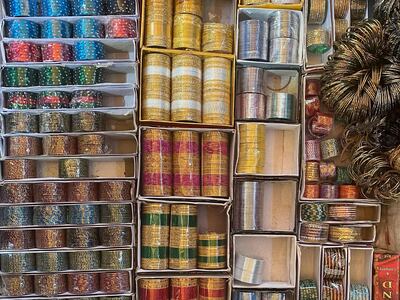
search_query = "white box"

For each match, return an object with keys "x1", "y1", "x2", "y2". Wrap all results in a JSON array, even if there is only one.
[
  {"x1": 347, "y1": 247, "x2": 373, "y2": 300},
  {"x1": 233, "y1": 234, "x2": 297, "y2": 289},
  {"x1": 297, "y1": 243, "x2": 322, "y2": 300},
  {"x1": 137, "y1": 200, "x2": 231, "y2": 274},
  {"x1": 235, "y1": 122, "x2": 301, "y2": 177},
  {"x1": 236, "y1": 8, "x2": 304, "y2": 69}
]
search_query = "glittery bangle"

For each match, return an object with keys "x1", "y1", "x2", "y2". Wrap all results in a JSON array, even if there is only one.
[
  {"x1": 7, "y1": 136, "x2": 42, "y2": 157},
  {"x1": 305, "y1": 161, "x2": 320, "y2": 182},
  {"x1": 319, "y1": 162, "x2": 336, "y2": 180},
  {"x1": 5, "y1": 113, "x2": 38, "y2": 133},
  {"x1": 39, "y1": 66, "x2": 72, "y2": 86},
  {"x1": 39, "y1": 112, "x2": 71, "y2": 133},
  {"x1": 70, "y1": 90, "x2": 103, "y2": 108},
  {"x1": 35, "y1": 229, "x2": 66, "y2": 248},
  {"x1": 42, "y1": 135, "x2": 77, "y2": 156},
  {"x1": 308, "y1": 0, "x2": 328, "y2": 25},
  {"x1": 202, "y1": 23, "x2": 234, "y2": 54},
  {"x1": 173, "y1": 13, "x2": 202, "y2": 51},
  {"x1": 321, "y1": 138, "x2": 341, "y2": 160},
  {"x1": 106, "y1": 18, "x2": 136, "y2": 38},
  {"x1": 0, "y1": 183, "x2": 33, "y2": 203},
  {"x1": 300, "y1": 279, "x2": 318, "y2": 300},
  {"x1": 36, "y1": 252, "x2": 69, "y2": 271},
  {"x1": 68, "y1": 182, "x2": 98, "y2": 202},
  {"x1": 299, "y1": 222, "x2": 329, "y2": 243},
  {"x1": 34, "y1": 274, "x2": 67, "y2": 296},
  {"x1": 33, "y1": 182, "x2": 68, "y2": 203},
  {"x1": 6, "y1": 91, "x2": 37, "y2": 109},
  {"x1": 3, "y1": 159, "x2": 37, "y2": 180},
  {"x1": 67, "y1": 227, "x2": 99, "y2": 248},
  {"x1": 100, "y1": 204, "x2": 132, "y2": 223},
  {"x1": 69, "y1": 251, "x2": 100, "y2": 271},
  {"x1": 0, "y1": 206, "x2": 33, "y2": 226},
  {"x1": 99, "y1": 226, "x2": 131, "y2": 247},
  {"x1": 5, "y1": 20, "x2": 40, "y2": 38},
  {"x1": 101, "y1": 250, "x2": 131, "y2": 269},
  {"x1": 301, "y1": 203, "x2": 328, "y2": 221},
  {"x1": 37, "y1": 91, "x2": 70, "y2": 109},
  {"x1": 59, "y1": 158, "x2": 89, "y2": 178},
  {"x1": 329, "y1": 225, "x2": 362, "y2": 243},
  {"x1": 0, "y1": 230, "x2": 34, "y2": 250},
  {"x1": 73, "y1": 40, "x2": 106, "y2": 61},
  {"x1": 33, "y1": 205, "x2": 67, "y2": 225},
  {"x1": 323, "y1": 248, "x2": 346, "y2": 279},
  {"x1": 77, "y1": 134, "x2": 105, "y2": 155},
  {"x1": 72, "y1": 0, "x2": 103, "y2": 16},
  {"x1": 73, "y1": 66, "x2": 104, "y2": 85},
  {"x1": 71, "y1": 112, "x2": 103, "y2": 132},
  {"x1": 328, "y1": 204, "x2": 357, "y2": 221},
  {"x1": 107, "y1": 0, "x2": 135, "y2": 15},
  {"x1": 41, "y1": 19, "x2": 72, "y2": 38},
  {"x1": 304, "y1": 184, "x2": 320, "y2": 198},
  {"x1": 1, "y1": 275, "x2": 33, "y2": 296},
  {"x1": 320, "y1": 184, "x2": 339, "y2": 199},
  {"x1": 305, "y1": 139, "x2": 321, "y2": 161},
  {"x1": 67, "y1": 272, "x2": 99, "y2": 295},
  {"x1": 68, "y1": 204, "x2": 100, "y2": 224},
  {"x1": 3, "y1": 67, "x2": 38, "y2": 87},
  {"x1": 307, "y1": 27, "x2": 331, "y2": 54},
  {"x1": 100, "y1": 272, "x2": 130, "y2": 293},
  {"x1": 99, "y1": 181, "x2": 132, "y2": 201},
  {"x1": 339, "y1": 185, "x2": 360, "y2": 199},
  {"x1": 74, "y1": 18, "x2": 104, "y2": 38},
  {"x1": 1, "y1": 253, "x2": 35, "y2": 272},
  {"x1": 5, "y1": 41, "x2": 42, "y2": 62}
]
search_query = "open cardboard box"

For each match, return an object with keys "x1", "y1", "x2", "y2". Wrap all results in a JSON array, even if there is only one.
[
  {"x1": 0, "y1": 202, "x2": 134, "y2": 229},
  {"x1": 300, "y1": 74, "x2": 378, "y2": 203},
  {"x1": 1, "y1": 38, "x2": 137, "y2": 63},
  {"x1": 136, "y1": 274, "x2": 232, "y2": 300},
  {"x1": 321, "y1": 245, "x2": 348, "y2": 299},
  {"x1": 238, "y1": 0, "x2": 304, "y2": 10},
  {"x1": 304, "y1": 0, "x2": 334, "y2": 71},
  {"x1": 236, "y1": 8, "x2": 304, "y2": 69},
  {"x1": 233, "y1": 234, "x2": 296, "y2": 289},
  {"x1": 1, "y1": 108, "x2": 137, "y2": 135},
  {"x1": 1, "y1": 15, "x2": 139, "y2": 40},
  {"x1": 138, "y1": 126, "x2": 235, "y2": 203},
  {"x1": 299, "y1": 202, "x2": 381, "y2": 224},
  {"x1": 3, "y1": 132, "x2": 138, "y2": 159},
  {"x1": 1, "y1": 156, "x2": 136, "y2": 182},
  {"x1": 234, "y1": 179, "x2": 297, "y2": 232},
  {"x1": 0, "y1": 0, "x2": 140, "y2": 17},
  {"x1": 347, "y1": 247, "x2": 373, "y2": 300},
  {"x1": 136, "y1": 199, "x2": 231, "y2": 273},
  {"x1": 0, "y1": 179, "x2": 136, "y2": 205},
  {"x1": 140, "y1": 0, "x2": 237, "y2": 51},
  {"x1": 1, "y1": 62, "x2": 138, "y2": 88},
  {"x1": 297, "y1": 243, "x2": 322, "y2": 300},
  {"x1": 139, "y1": 47, "x2": 235, "y2": 128},
  {"x1": 235, "y1": 122, "x2": 300, "y2": 177},
  {"x1": 235, "y1": 63, "x2": 301, "y2": 123},
  {"x1": 1, "y1": 85, "x2": 137, "y2": 111}
]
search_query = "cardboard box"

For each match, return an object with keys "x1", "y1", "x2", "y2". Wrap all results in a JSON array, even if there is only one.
[
  {"x1": 137, "y1": 200, "x2": 231, "y2": 273},
  {"x1": 238, "y1": 0, "x2": 304, "y2": 11},
  {"x1": 348, "y1": 247, "x2": 373, "y2": 300},
  {"x1": 374, "y1": 251, "x2": 400, "y2": 300},
  {"x1": 297, "y1": 243, "x2": 322, "y2": 299},
  {"x1": 138, "y1": 126, "x2": 235, "y2": 203},
  {"x1": 236, "y1": 8, "x2": 304, "y2": 69},
  {"x1": 139, "y1": 47, "x2": 236, "y2": 128},
  {"x1": 136, "y1": 274, "x2": 232, "y2": 300},
  {"x1": 235, "y1": 122, "x2": 301, "y2": 177},
  {"x1": 304, "y1": 0, "x2": 334, "y2": 71},
  {"x1": 233, "y1": 234, "x2": 297, "y2": 289},
  {"x1": 235, "y1": 64, "x2": 301, "y2": 123},
  {"x1": 234, "y1": 178, "x2": 298, "y2": 233}
]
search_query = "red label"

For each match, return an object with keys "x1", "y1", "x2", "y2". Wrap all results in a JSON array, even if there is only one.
[{"x1": 374, "y1": 252, "x2": 400, "y2": 300}]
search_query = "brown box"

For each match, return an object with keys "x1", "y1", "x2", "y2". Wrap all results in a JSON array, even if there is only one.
[{"x1": 374, "y1": 251, "x2": 400, "y2": 300}]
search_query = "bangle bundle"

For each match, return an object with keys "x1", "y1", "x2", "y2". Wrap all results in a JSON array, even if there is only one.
[
  {"x1": 307, "y1": 27, "x2": 331, "y2": 54},
  {"x1": 202, "y1": 23, "x2": 234, "y2": 54},
  {"x1": 308, "y1": 0, "x2": 327, "y2": 25},
  {"x1": 235, "y1": 181, "x2": 263, "y2": 231},
  {"x1": 234, "y1": 253, "x2": 265, "y2": 285},
  {"x1": 329, "y1": 225, "x2": 362, "y2": 243},
  {"x1": 237, "y1": 123, "x2": 265, "y2": 174},
  {"x1": 198, "y1": 232, "x2": 227, "y2": 269},
  {"x1": 299, "y1": 279, "x2": 318, "y2": 300},
  {"x1": 301, "y1": 203, "x2": 328, "y2": 222},
  {"x1": 299, "y1": 222, "x2": 329, "y2": 243}
]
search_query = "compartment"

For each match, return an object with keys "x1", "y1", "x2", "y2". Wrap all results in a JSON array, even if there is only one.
[
  {"x1": 3, "y1": 132, "x2": 138, "y2": 158},
  {"x1": 234, "y1": 179, "x2": 297, "y2": 232},
  {"x1": 2, "y1": 16, "x2": 139, "y2": 39},
  {"x1": 1, "y1": 38, "x2": 137, "y2": 63},
  {"x1": 138, "y1": 126, "x2": 235, "y2": 202},
  {"x1": 1, "y1": 156, "x2": 136, "y2": 182},
  {"x1": 235, "y1": 63, "x2": 300, "y2": 122},
  {"x1": 1, "y1": 86, "x2": 137, "y2": 111},
  {"x1": 2, "y1": 108, "x2": 136, "y2": 135},
  {"x1": 235, "y1": 122, "x2": 300, "y2": 177},
  {"x1": 347, "y1": 247, "x2": 373, "y2": 300},
  {"x1": 137, "y1": 200, "x2": 231, "y2": 273},
  {"x1": 136, "y1": 275, "x2": 232, "y2": 300},
  {"x1": 140, "y1": 0, "x2": 236, "y2": 51},
  {"x1": 233, "y1": 234, "x2": 296, "y2": 288},
  {"x1": 321, "y1": 246, "x2": 347, "y2": 300},
  {"x1": 139, "y1": 48, "x2": 235, "y2": 127},
  {"x1": 299, "y1": 202, "x2": 381, "y2": 224},
  {"x1": 238, "y1": 0, "x2": 304, "y2": 10},
  {"x1": 236, "y1": 8, "x2": 304, "y2": 67},
  {"x1": 297, "y1": 244, "x2": 321, "y2": 300},
  {"x1": 304, "y1": 0, "x2": 334, "y2": 69},
  {"x1": 1, "y1": 62, "x2": 138, "y2": 88}
]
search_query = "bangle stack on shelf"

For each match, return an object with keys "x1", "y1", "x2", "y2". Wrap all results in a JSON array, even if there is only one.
[
  {"x1": 233, "y1": 1, "x2": 302, "y2": 297},
  {"x1": 0, "y1": 0, "x2": 138, "y2": 299},
  {"x1": 138, "y1": 0, "x2": 236, "y2": 298}
]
